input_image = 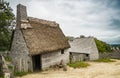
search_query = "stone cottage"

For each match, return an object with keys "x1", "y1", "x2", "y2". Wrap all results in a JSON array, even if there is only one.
[
  {"x1": 10, "y1": 4, "x2": 70, "y2": 72},
  {"x1": 69, "y1": 37, "x2": 99, "y2": 63}
]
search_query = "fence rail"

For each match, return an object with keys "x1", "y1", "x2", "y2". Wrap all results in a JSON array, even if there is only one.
[{"x1": 0, "y1": 51, "x2": 9, "y2": 57}]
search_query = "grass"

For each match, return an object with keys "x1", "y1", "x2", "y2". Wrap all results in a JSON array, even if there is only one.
[
  {"x1": 5, "y1": 56, "x2": 12, "y2": 62},
  {"x1": 94, "y1": 58, "x2": 115, "y2": 62},
  {"x1": 8, "y1": 65, "x2": 13, "y2": 69},
  {"x1": 15, "y1": 72, "x2": 28, "y2": 77},
  {"x1": 0, "y1": 76, "x2": 3, "y2": 78},
  {"x1": 68, "y1": 61, "x2": 90, "y2": 68}
]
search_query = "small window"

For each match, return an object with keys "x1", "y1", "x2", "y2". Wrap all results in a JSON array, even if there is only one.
[
  {"x1": 86, "y1": 54, "x2": 89, "y2": 57},
  {"x1": 61, "y1": 49, "x2": 64, "y2": 54}
]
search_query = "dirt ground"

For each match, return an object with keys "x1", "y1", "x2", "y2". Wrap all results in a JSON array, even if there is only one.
[{"x1": 16, "y1": 59, "x2": 120, "y2": 78}]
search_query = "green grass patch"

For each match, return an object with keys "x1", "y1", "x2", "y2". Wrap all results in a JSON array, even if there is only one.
[
  {"x1": 68, "y1": 61, "x2": 90, "y2": 68},
  {"x1": 8, "y1": 65, "x2": 13, "y2": 69},
  {"x1": 5, "y1": 56, "x2": 12, "y2": 62},
  {"x1": 115, "y1": 58, "x2": 120, "y2": 60},
  {"x1": 0, "y1": 76, "x2": 3, "y2": 78},
  {"x1": 15, "y1": 72, "x2": 29, "y2": 77},
  {"x1": 94, "y1": 58, "x2": 115, "y2": 62}
]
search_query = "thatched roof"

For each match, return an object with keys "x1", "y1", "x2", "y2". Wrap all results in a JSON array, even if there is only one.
[
  {"x1": 69, "y1": 37, "x2": 98, "y2": 54},
  {"x1": 21, "y1": 17, "x2": 70, "y2": 55}
]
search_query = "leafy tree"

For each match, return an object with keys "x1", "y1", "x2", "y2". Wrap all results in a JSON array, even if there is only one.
[
  {"x1": 80, "y1": 35, "x2": 85, "y2": 38},
  {"x1": 94, "y1": 38, "x2": 112, "y2": 53},
  {"x1": 0, "y1": 1, "x2": 14, "y2": 51},
  {"x1": 66, "y1": 36, "x2": 74, "y2": 41}
]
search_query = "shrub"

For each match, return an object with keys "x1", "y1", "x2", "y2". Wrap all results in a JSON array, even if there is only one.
[
  {"x1": 94, "y1": 58, "x2": 115, "y2": 62},
  {"x1": 68, "y1": 61, "x2": 90, "y2": 68}
]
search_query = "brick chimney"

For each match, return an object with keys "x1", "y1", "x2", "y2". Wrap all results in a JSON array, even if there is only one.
[{"x1": 16, "y1": 4, "x2": 27, "y2": 29}]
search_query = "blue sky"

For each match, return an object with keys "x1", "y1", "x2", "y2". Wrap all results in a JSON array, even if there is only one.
[{"x1": 9, "y1": 0, "x2": 120, "y2": 44}]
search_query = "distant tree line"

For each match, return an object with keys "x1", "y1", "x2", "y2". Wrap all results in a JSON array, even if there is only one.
[{"x1": 111, "y1": 44, "x2": 120, "y2": 48}]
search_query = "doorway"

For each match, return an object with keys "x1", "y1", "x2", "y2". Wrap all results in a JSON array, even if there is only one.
[{"x1": 32, "y1": 55, "x2": 41, "y2": 71}]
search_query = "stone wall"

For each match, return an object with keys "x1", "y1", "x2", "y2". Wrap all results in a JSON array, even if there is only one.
[
  {"x1": 41, "y1": 49, "x2": 69, "y2": 70},
  {"x1": 16, "y1": 4, "x2": 27, "y2": 29},
  {"x1": 10, "y1": 29, "x2": 32, "y2": 72},
  {"x1": 99, "y1": 51, "x2": 120, "y2": 59},
  {"x1": 0, "y1": 51, "x2": 9, "y2": 57}
]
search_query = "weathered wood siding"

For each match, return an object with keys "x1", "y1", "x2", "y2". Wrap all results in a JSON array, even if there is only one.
[
  {"x1": 70, "y1": 53, "x2": 89, "y2": 63},
  {"x1": 41, "y1": 49, "x2": 69, "y2": 70},
  {"x1": 69, "y1": 37, "x2": 99, "y2": 61}
]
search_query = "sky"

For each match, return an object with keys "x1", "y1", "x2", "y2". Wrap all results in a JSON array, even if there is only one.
[{"x1": 8, "y1": 0, "x2": 120, "y2": 44}]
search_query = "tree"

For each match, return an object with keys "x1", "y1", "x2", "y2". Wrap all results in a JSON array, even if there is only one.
[
  {"x1": 80, "y1": 35, "x2": 85, "y2": 38},
  {"x1": 94, "y1": 38, "x2": 112, "y2": 53},
  {"x1": 0, "y1": 1, "x2": 14, "y2": 51}
]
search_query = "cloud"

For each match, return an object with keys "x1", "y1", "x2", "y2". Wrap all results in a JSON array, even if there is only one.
[{"x1": 9, "y1": 0, "x2": 120, "y2": 44}]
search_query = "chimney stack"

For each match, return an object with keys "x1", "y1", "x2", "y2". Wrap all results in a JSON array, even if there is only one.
[
  {"x1": 0, "y1": 0, "x2": 4, "y2": 4},
  {"x1": 16, "y1": 4, "x2": 27, "y2": 29}
]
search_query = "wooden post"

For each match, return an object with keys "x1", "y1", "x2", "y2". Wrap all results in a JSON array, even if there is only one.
[
  {"x1": 19, "y1": 58, "x2": 22, "y2": 72},
  {"x1": 0, "y1": 55, "x2": 2, "y2": 75}
]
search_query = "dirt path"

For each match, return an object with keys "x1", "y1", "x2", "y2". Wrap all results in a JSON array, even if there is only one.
[{"x1": 16, "y1": 59, "x2": 120, "y2": 78}]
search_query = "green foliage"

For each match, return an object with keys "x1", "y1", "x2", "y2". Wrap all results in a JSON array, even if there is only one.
[
  {"x1": 8, "y1": 65, "x2": 13, "y2": 69},
  {"x1": 94, "y1": 38, "x2": 112, "y2": 53},
  {"x1": 5, "y1": 56, "x2": 12, "y2": 62},
  {"x1": 80, "y1": 35, "x2": 85, "y2": 38},
  {"x1": 111, "y1": 44, "x2": 120, "y2": 48},
  {"x1": 0, "y1": 75, "x2": 3, "y2": 78},
  {"x1": 14, "y1": 66, "x2": 32, "y2": 77},
  {"x1": 94, "y1": 58, "x2": 115, "y2": 62},
  {"x1": 0, "y1": 1, "x2": 15, "y2": 51},
  {"x1": 15, "y1": 72, "x2": 28, "y2": 77},
  {"x1": 68, "y1": 61, "x2": 90, "y2": 68},
  {"x1": 66, "y1": 36, "x2": 74, "y2": 40}
]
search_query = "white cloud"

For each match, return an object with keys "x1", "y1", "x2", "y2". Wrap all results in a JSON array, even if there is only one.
[{"x1": 9, "y1": 0, "x2": 120, "y2": 44}]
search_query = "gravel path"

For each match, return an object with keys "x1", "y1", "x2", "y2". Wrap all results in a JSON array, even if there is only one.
[{"x1": 16, "y1": 59, "x2": 120, "y2": 78}]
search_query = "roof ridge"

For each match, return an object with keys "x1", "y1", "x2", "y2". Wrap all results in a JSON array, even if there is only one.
[{"x1": 28, "y1": 17, "x2": 59, "y2": 27}]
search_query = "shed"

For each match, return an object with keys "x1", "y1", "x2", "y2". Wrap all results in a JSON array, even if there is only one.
[{"x1": 69, "y1": 37, "x2": 99, "y2": 63}]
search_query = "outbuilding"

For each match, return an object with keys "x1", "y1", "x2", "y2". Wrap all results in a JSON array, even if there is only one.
[{"x1": 69, "y1": 37, "x2": 99, "y2": 63}]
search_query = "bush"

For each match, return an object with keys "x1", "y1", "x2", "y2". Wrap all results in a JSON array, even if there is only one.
[
  {"x1": 68, "y1": 61, "x2": 90, "y2": 68},
  {"x1": 94, "y1": 58, "x2": 115, "y2": 62}
]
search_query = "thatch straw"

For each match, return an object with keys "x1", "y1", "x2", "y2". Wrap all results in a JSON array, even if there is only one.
[{"x1": 21, "y1": 17, "x2": 70, "y2": 55}]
